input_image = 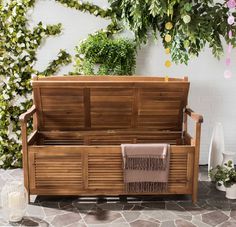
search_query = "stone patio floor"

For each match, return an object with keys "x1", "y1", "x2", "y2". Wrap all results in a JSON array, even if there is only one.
[{"x1": 0, "y1": 166, "x2": 236, "y2": 227}]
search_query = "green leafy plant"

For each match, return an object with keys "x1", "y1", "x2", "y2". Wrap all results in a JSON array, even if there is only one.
[
  {"x1": 109, "y1": 0, "x2": 236, "y2": 64},
  {"x1": 0, "y1": 0, "x2": 72, "y2": 168},
  {"x1": 223, "y1": 161, "x2": 236, "y2": 187},
  {"x1": 209, "y1": 165, "x2": 228, "y2": 186},
  {"x1": 72, "y1": 32, "x2": 136, "y2": 75},
  {"x1": 209, "y1": 161, "x2": 236, "y2": 187}
]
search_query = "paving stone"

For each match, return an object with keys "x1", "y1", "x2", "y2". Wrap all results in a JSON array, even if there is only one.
[
  {"x1": 175, "y1": 219, "x2": 196, "y2": 227},
  {"x1": 222, "y1": 210, "x2": 231, "y2": 216},
  {"x1": 51, "y1": 212, "x2": 81, "y2": 227},
  {"x1": 83, "y1": 210, "x2": 122, "y2": 224},
  {"x1": 112, "y1": 217, "x2": 127, "y2": 223},
  {"x1": 218, "y1": 221, "x2": 236, "y2": 227},
  {"x1": 43, "y1": 207, "x2": 66, "y2": 217},
  {"x1": 87, "y1": 223, "x2": 130, "y2": 227},
  {"x1": 177, "y1": 202, "x2": 203, "y2": 215},
  {"x1": 25, "y1": 204, "x2": 45, "y2": 218},
  {"x1": 131, "y1": 205, "x2": 145, "y2": 210},
  {"x1": 58, "y1": 203, "x2": 76, "y2": 212},
  {"x1": 166, "y1": 202, "x2": 186, "y2": 215},
  {"x1": 21, "y1": 216, "x2": 49, "y2": 227},
  {"x1": 72, "y1": 202, "x2": 95, "y2": 212},
  {"x1": 40, "y1": 201, "x2": 60, "y2": 209},
  {"x1": 141, "y1": 202, "x2": 165, "y2": 209},
  {"x1": 177, "y1": 215, "x2": 192, "y2": 221},
  {"x1": 130, "y1": 219, "x2": 159, "y2": 227},
  {"x1": 230, "y1": 210, "x2": 236, "y2": 220},
  {"x1": 123, "y1": 204, "x2": 135, "y2": 210},
  {"x1": 192, "y1": 219, "x2": 211, "y2": 227},
  {"x1": 123, "y1": 211, "x2": 141, "y2": 222},
  {"x1": 160, "y1": 220, "x2": 176, "y2": 227},
  {"x1": 97, "y1": 203, "x2": 124, "y2": 211},
  {"x1": 192, "y1": 215, "x2": 202, "y2": 221},
  {"x1": 202, "y1": 210, "x2": 229, "y2": 226},
  {"x1": 146, "y1": 217, "x2": 160, "y2": 223},
  {"x1": 42, "y1": 216, "x2": 55, "y2": 225},
  {"x1": 0, "y1": 218, "x2": 11, "y2": 226},
  {"x1": 206, "y1": 199, "x2": 231, "y2": 210},
  {"x1": 66, "y1": 221, "x2": 87, "y2": 227},
  {"x1": 142, "y1": 210, "x2": 177, "y2": 222},
  {"x1": 196, "y1": 199, "x2": 209, "y2": 207}
]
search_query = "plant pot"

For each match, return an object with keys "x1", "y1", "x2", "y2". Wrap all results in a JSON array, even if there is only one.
[
  {"x1": 222, "y1": 151, "x2": 235, "y2": 169},
  {"x1": 216, "y1": 181, "x2": 226, "y2": 192},
  {"x1": 226, "y1": 184, "x2": 236, "y2": 199}
]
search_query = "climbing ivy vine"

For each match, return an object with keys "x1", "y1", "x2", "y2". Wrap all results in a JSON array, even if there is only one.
[
  {"x1": 0, "y1": 0, "x2": 72, "y2": 168},
  {"x1": 0, "y1": 0, "x2": 119, "y2": 169}
]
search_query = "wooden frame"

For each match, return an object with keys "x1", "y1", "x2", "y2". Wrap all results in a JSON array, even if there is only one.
[{"x1": 20, "y1": 76, "x2": 203, "y2": 203}]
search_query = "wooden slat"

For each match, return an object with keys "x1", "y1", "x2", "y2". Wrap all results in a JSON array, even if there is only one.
[
  {"x1": 86, "y1": 146, "x2": 194, "y2": 192},
  {"x1": 30, "y1": 150, "x2": 83, "y2": 190},
  {"x1": 33, "y1": 76, "x2": 189, "y2": 131}
]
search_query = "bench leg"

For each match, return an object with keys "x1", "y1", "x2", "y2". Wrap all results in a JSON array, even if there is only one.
[{"x1": 192, "y1": 193, "x2": 197, "y2": 204}]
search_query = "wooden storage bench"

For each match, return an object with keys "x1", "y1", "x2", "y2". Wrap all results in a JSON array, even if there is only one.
[{"x1": 20, "y1": 76, "x2": 203, "y2": 203}]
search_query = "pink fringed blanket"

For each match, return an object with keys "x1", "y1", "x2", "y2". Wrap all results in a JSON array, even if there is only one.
[{"x1": 121, "y1": 144, "x2": 170, "y2": 193}]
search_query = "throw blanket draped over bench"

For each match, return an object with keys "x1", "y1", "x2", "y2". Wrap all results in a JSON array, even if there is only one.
[{"x1": 121, "y1": 144, "x2": 170, "y2": 193}]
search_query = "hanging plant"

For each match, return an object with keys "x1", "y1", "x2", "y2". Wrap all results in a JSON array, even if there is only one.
[
  {"x1": 72, "y1": 32, "x2": 136, "y2": 75},
  {"x1": 109, "y1": 0, "x2": 236, "y2": 64}
]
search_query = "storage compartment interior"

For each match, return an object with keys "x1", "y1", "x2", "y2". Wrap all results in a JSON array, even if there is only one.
[{"x1": 30, "y1": 130, "x2": 192, "y2": 146}]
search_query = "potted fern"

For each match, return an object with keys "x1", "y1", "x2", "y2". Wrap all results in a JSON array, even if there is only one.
[{"x1": 71, "y1": 32, "x2": 136, "y2": 75}]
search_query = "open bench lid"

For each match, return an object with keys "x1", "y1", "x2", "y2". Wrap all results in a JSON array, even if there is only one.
[{"x1": 32, "y1": 76, "x2": 189, "y2": 132}]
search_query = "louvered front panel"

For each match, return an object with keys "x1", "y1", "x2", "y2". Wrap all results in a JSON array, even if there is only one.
[
  {"x1": 87, "y1": 147, "x2": 194, "y2": 193},
  {"x1": 90, "y1": 88, "x2": 133, "y2": 129},
  {"x1": 88, "y1": 152, "x2": 124, "y2": 190},
  {"x1": 29, "y1": 152, "x2": 83, "y2": 190},
  {"x1": 168, "y1": 151, "x2": 190, "y2": 189},
  {"x1": 39, "y1": 88, "x2": 85, "y2": 131}
]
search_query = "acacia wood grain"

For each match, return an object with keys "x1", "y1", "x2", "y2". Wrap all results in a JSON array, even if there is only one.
[{"x1": 21, "y1": 76, "x2": 203, "y2": 203}]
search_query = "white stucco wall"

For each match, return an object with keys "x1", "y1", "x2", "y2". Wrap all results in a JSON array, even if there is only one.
[{"x1": 30, "y1": 0, "x2": 236, "y2": 164}]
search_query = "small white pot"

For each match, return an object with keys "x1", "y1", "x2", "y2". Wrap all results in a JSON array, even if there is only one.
[
  {"x1": 222, "y1": 151, "x2": 235, "y2": 168},
  {"x1": 226, "y1": 183, "x2": 236, "y2": 199},
  {"x1": 216, "y1": 181, "x2": 226, "y2": 192}
]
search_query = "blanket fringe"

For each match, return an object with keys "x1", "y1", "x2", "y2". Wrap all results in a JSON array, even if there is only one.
[{"x1": 126, "y1": 182, "x2": 168, "y2": 193}]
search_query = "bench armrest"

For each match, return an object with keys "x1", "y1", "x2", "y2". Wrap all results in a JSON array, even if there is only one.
[
  {"x1": 19, "y1": 105, "x2": 37, "y2": 123},
  {"x1": 20, "y1": 105, "x2": 37, "y2": 195},
  {"x1": 185, "y1": 108, "x2": 203, "y2": 123}
]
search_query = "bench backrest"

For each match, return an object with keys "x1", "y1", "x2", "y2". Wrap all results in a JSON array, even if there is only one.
[{"x1": 32, "y1": 76, "x2": 190, "y2": 132}]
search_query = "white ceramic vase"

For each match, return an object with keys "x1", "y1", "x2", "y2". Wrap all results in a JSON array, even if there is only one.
[
  {"x1": 208, "y1": 122, "x2": 225, "y2": 176},
  {"x1": 226, "y1": 184, "x2": 236, "y2": 199}
]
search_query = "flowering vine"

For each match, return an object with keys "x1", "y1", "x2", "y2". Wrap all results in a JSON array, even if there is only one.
[{"x1": 0, "y1": 0, "x2": 72, "y2": 168}]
